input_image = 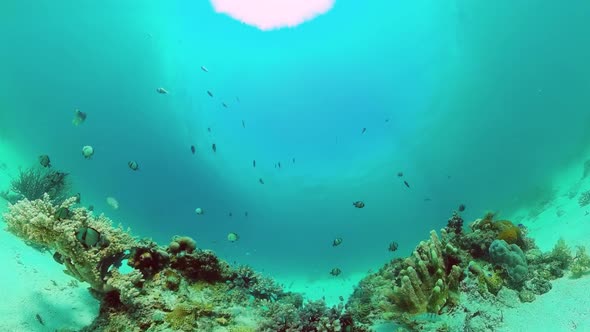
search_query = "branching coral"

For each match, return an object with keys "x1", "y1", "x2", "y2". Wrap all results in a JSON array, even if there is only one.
[{"x1": 229, "y1": 266, "x2": 285, "y2": 301}]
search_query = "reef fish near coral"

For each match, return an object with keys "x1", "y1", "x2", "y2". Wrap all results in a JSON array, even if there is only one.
[{"x1": 38, "y1": 155, "x2": 51, "y2": 168}]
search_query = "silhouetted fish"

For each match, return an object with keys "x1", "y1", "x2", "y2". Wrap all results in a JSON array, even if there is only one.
[
  {"x1": 361, "y1": 128, "x2": 366, "y2": 134},
  {"x1": 208, "y1": 127, "x2": 211, "y2": 133},
  {"x1": 458, "y1": 204, "x2": 466, "y2": 212},
  {"x1": 292, "y1": 158, "x2": 295, "y2": 163},
  {"x1": 242, "y1": 120, "x2": 245, "y2": 128},
  {"x1": 201, "y1": 65, "x2": 209, "y2": 72},
  {"x1": 245, "y1": 211, "x2": 248, "y2": 217},
  {"x1": 207, "y1": 90, "x2": 213, "y2": 97},
  {"x1": 404, "y1": 180, "x2": 410, "y2": 188},
  {"x1": 259, "y1": 178, "x2": 264, "y2": 184},
  {"x1": 191, "y1": 145, "x2": 196, "y2": 154},
  {"x1": 278, "y1": 162, "x2": 281, "y2": 168},
  {"x1": 253, "y1": 160, "x2": 256, "y2": 168},
  {"x1": 222, "y1": 102, "x2": 228, "y2": 108},
  {"x1": 212, "y1": 144, "x2": 216, "y2": 153}
]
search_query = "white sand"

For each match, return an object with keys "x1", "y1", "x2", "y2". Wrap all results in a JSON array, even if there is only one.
[{"x1": 0, "y1": 228, "x2": 98, "y2": 331}]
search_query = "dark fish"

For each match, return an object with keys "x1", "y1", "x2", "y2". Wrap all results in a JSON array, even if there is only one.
[
  {"x1": 76, "y1": 226, "x2": 102, "y2": 249},
  {"x1": 128, "y1": 161, "x2": 139, "y2": 171},
  {"x1": 424, "y1": 197, "x2": 431, "y2": 202},
  {"x1": 55, "y1": 207, "x2": 72, "y2": 220},
  {"x1": 353, "y1": 201, "x2": 365, "y2": 208},
  {"x1": 35, "y1": 313, "x2": 45, "y2": 326},
  {"x1": 278, "y1": 162, "x2": 281, "y2": 168},
  {"x1": 388, "y1": 241, "x2": 399, "y2": 252},
  {"x1": 88, "y1": 205, "x2": 94, "y2": 212},
  {"x1": 403, "y1": 180, "x2": 410, "y2": 188},
  {"x1": 385, "y1": 118, "x2": 390, "y2": 122},
  {"x1": 242, "y1": 120, "x2": 245, "y2": 128},
  {"x1": 52, "y1": 252, "x2": 64, "y2": 264},
  {"x1": 245, "y1": 211, "x2": 248, "y2": 217},
  {"x1": 38, "y1": 155, "x2": 51, "y2": 168},
  {"x1": 458, "y1": 204, "x2": 466, "y2": 212},
  {"x1": 292, "y1": 158, "x2": 295, "y2": 163},
  {"x1": 330, "y1": 268, "x2": 341, "y2": 276},
  {"x1": 397, "y1": 171, "x2": 403, "y2": 177},
  {"x1": 191, "y1": 145, "x2": 196, "y2": 154},
  {"x1": 212, "y1": 144, "x2": 217, "y2": 153},
  {"x1": 339, "y1": 295, "x2": 344, "y2": 301},
  {"x1": 72, "y1": 109, "x2": 87, "y2": 126},
  {"x1": 361, "y1": 128, "x2": 366, "y2": 134},
  {"x1": 156, "y1": 87, "x2": 168, "y2": 94},
  {"x1": 74, "y1": 193, "x2": 81, "y2": 204},
  {"x1": 253, "y1": 160, "x2": 256, "y2": 168},
  {"x1": 229, "y1": 212, "x2": 232, "y2": 217},
  {"x1": 259, "y1": 178, "x2": 264, "y2": 184},
  {"x1": 207, "y1": 90, "x2": 213, "y2": 97},
  {"x1": 222, "y1": 102, "x2": 228, "y2": 108},
  {"x1": 201, "y1": 65, "x2": 209, "y2": 72},
  {"x1": 207, "y1": 127, "x2": 211, "y2": 133},
  {"x1": 332, "y1": 237, "x2": 343, "y2": 247}
]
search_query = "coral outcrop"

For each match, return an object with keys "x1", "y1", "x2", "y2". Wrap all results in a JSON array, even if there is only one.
[{"x1": 2, "y1": 195, "x2": 368, "y2": 332}]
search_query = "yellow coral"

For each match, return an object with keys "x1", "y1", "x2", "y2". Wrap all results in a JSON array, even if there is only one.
[{"x1": 494, "y1": 220, "x2": 522, "y2": 245}]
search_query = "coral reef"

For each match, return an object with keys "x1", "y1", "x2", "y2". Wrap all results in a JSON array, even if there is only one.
[
  {"x1": 345, "y1": 212, "x2": 580, "y2": 331},
  {"x1": 2, "y1": 195, "x2": 367, "y2": 331},
  {"x1": 570, "y1": 246, "x2": 590, "y2": 278}
]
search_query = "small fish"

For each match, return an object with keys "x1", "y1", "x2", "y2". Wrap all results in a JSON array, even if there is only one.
[
  {"x1": 55, "y1": 207, "x2": 73, "y2": 220},
  {"x1": 52, "y1": 252, "x2": 64, "y2": 264},
  {"x1": 201, "y1": 65, "x2": 209, "y2": 72},
  {"x1": 222, "y1": 102, "x2": 228, "y2": 108},
  {"x1": 292, "y1": 158, "x2": 295, "y2": 163},
  {"x1": 72, "y1": 109, "x2": 87, "y2": 126},
  {"x1": 207, "y1": 127, "x2": 211, "y2": 133},
  {"x1": 385, "y1": 118, "x2": 390, "y2": 122},
  {"x1": 361, "y1": 128, "x2": 366, "y2": 134},
  {"x1": 259, "y1": 178, "x2": 264, "y2": 184},
  {"x1": 88, "y1": 205, "x2": 94, "y2": 212},
  {"x1": 388, "y1": 241, "x2": 399, "y2": 252},
  {"x1": 332, "y1": 237, "x2": 343, "y2": 247},
  {"x1": 35, "y1": 313, "x2": 45, "y2": 326},
  {"x1": 74, "y1": 192, "x2": 81, "y2": 204},
  {"x1": 253, "y1": 160, "x2": 256, "y2": 168},
  {"x1": 403, "y1": 180, "x2": 410, "y2": 188},
  {"x1": 242, "y1": 120, "x2": 245, "y2": 128},
  {"x1": 212, "y1": 143, "x2": 217, "y2": 153},
  {"x1": 128, "y1": 161, "x2": 139, "y2": 171},
  {"x1": 227, "y1": 232, "x2": 239, "y2": 242},
  {"x1": 339, "y1": 295, "x2": 344, "y2": 301},
  {"x1": 38, "y1": 155, "x2": 51, "y2": 168},
  {"x1": 207, "y1": 90, "x2": 213, "y2": 97},
  {"x1": 330, "y1": 268, "x2": 341, "y2": 276},
  {"x1": 458, "y1": 204, "x2": 466, "y2": 212},
  {"x1": 245, "y1": 211, "x2": 248, "y2": 217},
  {"x1": 397, "y1": 171, "x2": 403, "y2": 177},
  {"x1": 353, "y1": 201, "x2": 365, "y2": 208},
  {"x1": 76, "y1": 226, "x2": 102, "y2": 249},
  {"x1": 191, "y1": 145, "x2": 196, "y2": 154},
  {"x1": 156, "y1": 87, "x2": 168, "y2": 94},
  {"x1": 424, "y1": 197, "x2": 431, "y2": 202},
  {"x1": 278, "y1": 162, "x2": 281, "y2": 168},
  {"x1": 229, "y1": 212, "x2": 232, "y2": 217}
]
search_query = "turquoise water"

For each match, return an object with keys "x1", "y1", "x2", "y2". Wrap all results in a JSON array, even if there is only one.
[{"x1": 2, "y1": 0, "x2": 590, "y2": 285}]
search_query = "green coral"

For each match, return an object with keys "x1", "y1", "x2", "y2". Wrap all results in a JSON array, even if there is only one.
[
  {"x1": 550, "y1": 238, "x2": 573, "y2": 269},
  {"x1": 571, "y1": 246, "x2": 590, "y2": 278},
  {"x1": 165, "y1": 301, "x2": 215, "y2": 330}
]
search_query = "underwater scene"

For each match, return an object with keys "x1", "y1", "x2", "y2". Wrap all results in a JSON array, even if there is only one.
[{"x1": 1, "y1": 0, "x2": 590, "y2": 331}]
